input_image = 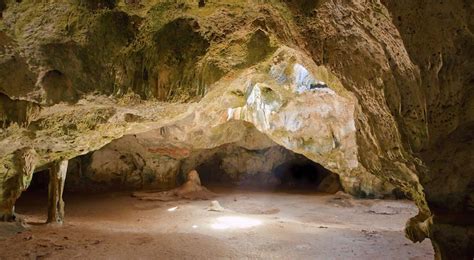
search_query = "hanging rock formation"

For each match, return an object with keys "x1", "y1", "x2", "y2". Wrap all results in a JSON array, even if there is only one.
[{"x1": 0, "y1": 147, "x2": 37, "y2": 221}]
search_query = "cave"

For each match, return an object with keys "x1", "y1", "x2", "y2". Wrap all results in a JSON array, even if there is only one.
[
  {"x1": 7, "y1": 133, "x2": 434, "y2": 259},
  {"x1": 1, "y1": 1, "x2": 473, "y2": 259}
]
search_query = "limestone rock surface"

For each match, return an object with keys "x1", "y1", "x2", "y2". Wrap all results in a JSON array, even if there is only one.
[{"x1": 0, "y1": 0, "x2": 472, "y2": 258}]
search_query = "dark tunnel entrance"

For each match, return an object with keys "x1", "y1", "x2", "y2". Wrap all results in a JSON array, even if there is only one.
[
  {"x1": 272, "y1": 159, "x2": 340, "y2": 191},
  {"x1": 190, "y1": 145, "x2": 342, "y2": 193},
  {"x1": 28, "y1": 170, "x2": 50, "y2": 193},
  {"x1": 15, "y1": 169, "x2": 50, "y2": 221}
]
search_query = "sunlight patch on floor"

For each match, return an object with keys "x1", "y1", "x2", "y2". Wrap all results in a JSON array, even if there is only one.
[{"x1": 211, "y1": 216, "x2": 262, "y2": 230}]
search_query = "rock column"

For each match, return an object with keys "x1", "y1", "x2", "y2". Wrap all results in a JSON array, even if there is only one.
[{"x1": 47, "y1": 159, "x2": 68, "y2": 224}]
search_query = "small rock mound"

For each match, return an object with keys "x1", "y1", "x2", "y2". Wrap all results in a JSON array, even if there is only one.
[{"x1": 132, "y1": 170, "x2": 216, "y2": 201}]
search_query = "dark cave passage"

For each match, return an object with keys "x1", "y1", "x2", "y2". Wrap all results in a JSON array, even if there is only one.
[
  {"x1": 272, "y1": 159, "x2": 337, "y2": 190},
  {"x1": 27, "y1": 169, "x2": 49, "y2": 193},
  {"x1": 192, "y1": 146, "x2": 342, "y2": 193},
  {"x1": 15, "y1": 170, "x2": 50, "y2": 221}
]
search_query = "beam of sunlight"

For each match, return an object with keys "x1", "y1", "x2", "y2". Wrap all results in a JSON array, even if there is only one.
[{"x1": 211, "y1": 216, "x2": 262, "y2": 230}]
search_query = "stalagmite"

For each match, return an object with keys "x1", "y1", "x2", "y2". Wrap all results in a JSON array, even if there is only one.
[
  {"x1": 133, "y1": 170, "x2": 216, "y2": 201},
  {"x1": 47, "y1": 159, "x2": 68, "y2": 224}
]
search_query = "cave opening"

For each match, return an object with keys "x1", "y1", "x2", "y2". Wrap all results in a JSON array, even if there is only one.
[
  {"x1": 272, "y1": 159, "x2": 338, "y2": 191},
  {"x1": 192, "y1": 146, "x2": 341, "y2": 193},
  {"x1": 28, "y1": 170, "x2": 49, "y2": 194},
  {"x1": 15, "y1": 169, "x2": 49, "y2": 222}
]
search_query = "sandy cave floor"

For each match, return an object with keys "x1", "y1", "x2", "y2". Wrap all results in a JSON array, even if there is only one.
[{"x1": 0, "y1": 188, "x2": 434, "y2": 259}]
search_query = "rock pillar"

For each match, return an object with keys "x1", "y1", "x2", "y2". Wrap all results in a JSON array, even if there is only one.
[{"x1": 47, "y1": 159, "x2": 68, "y2": 224}]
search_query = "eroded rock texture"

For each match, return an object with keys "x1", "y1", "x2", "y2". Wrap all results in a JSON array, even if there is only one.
[
  {"x1": 0, "y1": 147, "x2": 37, "y2": 221},
  {"x1": 0, "y1": 0, "x2": 472, "y2": 258}
]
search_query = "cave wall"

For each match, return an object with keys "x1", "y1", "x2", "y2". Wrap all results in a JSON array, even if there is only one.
[
  {"x1": 287, "y1": 0, "x2": 474, "y2": 257},
  {"x1": 382, "y1": 0, "x2": 474, "y2": 223}
]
